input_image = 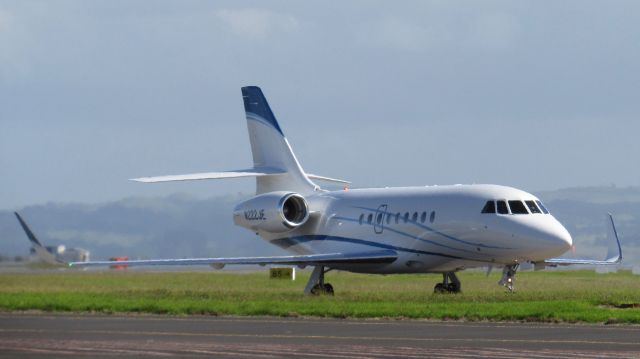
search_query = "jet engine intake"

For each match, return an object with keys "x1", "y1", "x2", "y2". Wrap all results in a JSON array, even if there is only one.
[{"x1": 233, "y1": 191, "x2": 309, "y2": 233}]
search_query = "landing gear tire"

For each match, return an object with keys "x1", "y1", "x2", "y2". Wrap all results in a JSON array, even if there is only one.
[
  {"x1": 323, "y1": 283, "x2": 334, "y2": 295},
  {"x1": 434, "y1": 283, "x2": 447, "y2": 294},
  {"x1": 499, "y1": 264, "x2": 519, "y2": 292},
  {"x1": 310, "y1": 283, "x2": 334, "y2": 296},
  {"x1": 434, "y1": 272, "x2": 462, "y2": 294},
  {"x1": 305, "y1": 266, "x2": 335, "y2": 296},
  {"x1": 447, "y1": 283, "x2": 461, "y2": 293}
]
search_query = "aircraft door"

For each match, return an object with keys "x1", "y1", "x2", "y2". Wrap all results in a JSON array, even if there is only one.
[{"x1": 374, "y1": 204, "x2": 387, "y2": 234}]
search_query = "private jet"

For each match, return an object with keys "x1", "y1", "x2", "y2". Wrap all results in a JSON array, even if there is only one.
[{"x1": 71, "y1": 86, "x2": 622, "y2": 294}]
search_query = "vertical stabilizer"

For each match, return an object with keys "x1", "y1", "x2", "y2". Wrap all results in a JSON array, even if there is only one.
[
  {"x1": 241, "y1": 86, "x2": 317, "y2": 195},
  {"x1": 14, "y1": 212, "x2": 61, "y2": 264}
]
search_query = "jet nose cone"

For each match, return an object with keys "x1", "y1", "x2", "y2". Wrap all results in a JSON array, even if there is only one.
[
  {"x1": 535, "y1": 218, "x2": 573, "y2": 258},
  {"x1": 513, "y1": 216, "x2": 574, "y2": 260},
  {"x1": 554, "y1": 224, "x2": 573, "y2": 251}
]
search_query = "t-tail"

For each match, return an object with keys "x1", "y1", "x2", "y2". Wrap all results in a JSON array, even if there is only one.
[
  {"x1": 131, "y1": 86, "x2": 349, "y2": 195},
  {"x1": 242, "y1": 86, "x2": 318, "y2": 194}
]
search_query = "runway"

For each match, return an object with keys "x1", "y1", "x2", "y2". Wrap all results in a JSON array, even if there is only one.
[{"x1": 1, "y1": 313, "x2": 640, "y2": 358}]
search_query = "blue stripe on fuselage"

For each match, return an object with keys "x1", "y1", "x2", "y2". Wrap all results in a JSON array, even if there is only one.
[
  {"x1": 333, "y1": 215, "x2": 490, "y2": 256},
  {"x1": 352, "y1": 206, "x2": 511, "y2": 250},
  {"x1": 270, "y1": 235, "x2": 493, "y2": 263}
]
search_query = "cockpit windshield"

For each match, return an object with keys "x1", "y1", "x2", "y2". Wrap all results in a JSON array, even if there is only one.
[
  {"x1": 525, "y1": 200, "x2": 541, "y2": 214},
  {"x1": 508, "y1": 200, "x2": 528, "y2": 214},
  {"x1": 535, "y1": 200, "x2": 550, "y2": 214},
  {"x1": 497, "y1": 200, "x2": 509, "y2": 214},
  {"x1": 481, "y1": 199, "x2": 550, "y2": 215},
  {"x1": 481, "y1": 201, "x2": 496, "y2": 213}
]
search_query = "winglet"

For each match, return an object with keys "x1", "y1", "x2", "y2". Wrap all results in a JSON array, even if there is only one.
[
  {"x1": 542, "y1": 213, "x2": 622, "y2": 266},
  {"x1": 605, "y1": 213, "x2": 622, "y2": 263}
]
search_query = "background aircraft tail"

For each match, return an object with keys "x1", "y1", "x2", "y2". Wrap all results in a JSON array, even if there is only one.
[
  {"x1": 14, "y1": 212, "x2": 61, "y2": 265},
  {"x1": 241, "y1": 86, "x2": 318, "y2": 195}
]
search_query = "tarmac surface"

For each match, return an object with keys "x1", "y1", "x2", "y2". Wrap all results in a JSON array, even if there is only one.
[{"x1": 1, "y1": 313, "x2": 640, "y2": 358}]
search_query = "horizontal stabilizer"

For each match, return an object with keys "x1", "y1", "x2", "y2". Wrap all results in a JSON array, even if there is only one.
[
  {"x1": 543, "y1": 214, "x2": 622, "y2": 266},
  {"x1": 131, "y1": 167, "x2": 286, "y2": 183},
  {"x1": 69, "y1": 249, "x2": 397, "y2": 268},
  {"x1": 306, "y1": 174, "x2": 351, "y2": 185}
]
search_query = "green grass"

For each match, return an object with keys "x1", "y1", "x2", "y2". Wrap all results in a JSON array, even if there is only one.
[{"x1": 0, "y1": 270, "x2": 639, "y2": 323}]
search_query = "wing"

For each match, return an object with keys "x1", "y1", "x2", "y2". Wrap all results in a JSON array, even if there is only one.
[
  {"x1": 68, "y1": 249, "x2": 398, "y2": 268},
  {"x1": 542, "y1": 214, "x2": 622, "y2": 266}
]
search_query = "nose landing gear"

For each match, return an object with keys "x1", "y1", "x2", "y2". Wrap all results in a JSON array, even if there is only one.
[
  {"x1": 499, "y1": 264, "x2": 519, "y2": 292},
  {"x1": 304, "y1": 265, "x2": 334, "y2": 295},
  {"x1": 434, "y1": 272, "x2": 461, "y2": 293}
]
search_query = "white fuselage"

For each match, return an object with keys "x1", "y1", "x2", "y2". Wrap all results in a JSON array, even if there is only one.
[
  {"x1": 257, "y1": 184, "x2": 572, "y2": 274},
  {"x1": 71, "y1": 86, "x2": 619, "y2": 290}
]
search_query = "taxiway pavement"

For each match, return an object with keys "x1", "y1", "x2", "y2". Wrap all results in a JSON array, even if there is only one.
[{"x1": 1, "y1": 313, "x2": 639, "y2": 358}]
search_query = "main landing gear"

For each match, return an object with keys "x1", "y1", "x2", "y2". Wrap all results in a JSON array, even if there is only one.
[
  {"x1": 434, "y1": 272, "x2": 461, "y2": 293},
  {"x1": 304, "y1": 266, "x2": 334, "y2": 295},
  {"x1": 498, "y1": 264, "x2": 519, "y2": 292}
]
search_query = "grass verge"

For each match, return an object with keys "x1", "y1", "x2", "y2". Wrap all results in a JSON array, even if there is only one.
[{"x1": 0, "y1": 270, "x2": 638, "y2": 323}]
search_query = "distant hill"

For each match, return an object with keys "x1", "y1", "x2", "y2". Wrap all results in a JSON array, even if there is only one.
[
  {"x1": 536, "y1": 185, "x2": 640, "y2": 204},
  {"x1": 0, "y1": 193, "x2": 286, "y2": 261},
  {"x1": 1, "y1": 186, "x2": 638, "y2": 265}
]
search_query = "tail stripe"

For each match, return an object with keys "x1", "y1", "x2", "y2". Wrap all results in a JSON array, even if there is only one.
[
  {"x1": 245, "y1": 112, "x2": 282, "y2": 134},
  {"x1": 242, "y1": 87, "x2": 284, "y2": 135}
]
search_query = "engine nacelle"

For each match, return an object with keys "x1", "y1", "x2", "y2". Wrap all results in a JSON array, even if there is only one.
[{"x1": 233, "y1": 191, "x2": 309, "y2": 233}]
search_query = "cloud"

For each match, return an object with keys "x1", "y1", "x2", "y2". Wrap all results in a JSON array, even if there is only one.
[
  {"x1": 374, "y1": 17, "x2": 432, "y2": 52},
  {"x1": 215, "y1": 8, "x2": 299, "y2": 39},
  {"x1": 467, "y1": 12, "x2": 519, "y2": 52},
  {"x1": 0, "y1": 9, "x2": 12, "y2": 32},
  {"x1": 356, "y1": 17, "x2": 433, "y2": 52},
  {"x1": 358, "y1": 11, "x2": 519, "y2": 53},
  {"x1": 0, "y1": 6, "x2": 37, "y2": 80}
]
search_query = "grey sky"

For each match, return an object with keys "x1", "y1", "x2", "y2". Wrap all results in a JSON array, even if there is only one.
[{"x1": 2, "y1": 1, "x2": 640, "y2": 209}]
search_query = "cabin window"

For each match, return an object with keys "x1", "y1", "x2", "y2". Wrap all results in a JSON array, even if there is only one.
[
  {"x1": 430, "y1": 211, "x2": 436, "y2": 223},
  {"x1": 421, "y1": 211, "x2": 427, "y2": 223},
  {"x1": 509, "y1": 200, "x2": 529, "y2": 214},
  {"x1": 481, "y1": 201, "x2": 496, "y2": 214},
  {"x1": 525, "y1": 200, "x2": 541, "y2": 214},
  {"x1": 404, "y1": 212, "x2": 409, "y2": 223},
  {"x1": 497, "y1": 200, "x2": 509, "y2": 214},
  {"x1": 412, "y1": 212, "x2": 418, "y2": 222},
  {"x1": 367, "y1": 213, "x2": 373, "y2": 224},
  {"x1": 536, "y1": 200, "x2": 550, "y2": 214},
  {"x1": 358, "y1": 213, "x2": 364, "y2": 225}
]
